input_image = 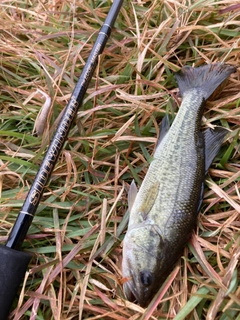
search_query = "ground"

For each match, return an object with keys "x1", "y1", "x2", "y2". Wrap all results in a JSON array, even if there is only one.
[{"x1": 0, "y1": 1, "x2": 239, "y2": 319}]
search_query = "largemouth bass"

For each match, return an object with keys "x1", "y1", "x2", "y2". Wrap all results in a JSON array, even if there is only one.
[{"x1": 122, "y1": 63, "x2": 236, "y2": 307}]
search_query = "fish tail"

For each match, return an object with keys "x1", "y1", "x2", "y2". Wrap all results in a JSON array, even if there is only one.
[{"x1": 175, "y1": 63, "x2": 236, "y2": 100}]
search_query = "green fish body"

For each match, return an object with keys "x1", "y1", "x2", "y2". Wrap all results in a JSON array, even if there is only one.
[{"x1": 122, "y1": 63, "x2": 236, "y2": 307}]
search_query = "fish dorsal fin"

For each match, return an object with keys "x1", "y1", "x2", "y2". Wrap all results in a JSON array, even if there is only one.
[
  {"x1": 128, "y1": 180, "x2": 138, "y2": 212},
  {"x1": 204, "y1": 127, "x2": 228, "y2": 172},
  {"x1": 138, "y1": 181, "x2": 160, "y2": 220},
  {"x1": 156, "y1": 114, "x2": 170, "y2": 148}
]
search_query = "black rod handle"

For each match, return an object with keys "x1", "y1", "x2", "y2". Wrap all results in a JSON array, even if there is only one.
[
  {"x1": 0, "y1": 245, "x2": 31, "y2": 320},
  {"x1": 6, "y1": 0, "x2": 124, "y2": 250}
]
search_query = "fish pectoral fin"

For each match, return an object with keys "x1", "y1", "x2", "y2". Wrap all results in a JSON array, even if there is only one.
[
  {"x1": 204, "y1": 127, "x2": 229, "y2": 172},
  {"x1": 138, "y1": 181, "x2": 160, "y2": 220},
  {"x1": 156, "y1": 114, "x2": 170, "y2": 147},
  {"x1": 128, "y1": 180, "x2": 138, "y2": 212}
]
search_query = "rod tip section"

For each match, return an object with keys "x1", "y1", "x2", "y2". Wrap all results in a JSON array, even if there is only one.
[{"x1": 104, "y1": 0, "x2": 124, "y2": 28}]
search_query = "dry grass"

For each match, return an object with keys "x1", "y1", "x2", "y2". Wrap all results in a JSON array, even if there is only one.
[{"x1": 0, "y1": 0, "x2": 239, "y2": 319}]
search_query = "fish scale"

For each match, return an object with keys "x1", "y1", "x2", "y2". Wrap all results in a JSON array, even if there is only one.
[{"x1": 122, "y1": 63, "x2": 236, "y2": 307}]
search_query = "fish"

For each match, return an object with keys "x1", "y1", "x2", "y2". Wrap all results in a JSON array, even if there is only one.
[{"x1": 122, "y1": 63, "x2": 236, "y2": 307}]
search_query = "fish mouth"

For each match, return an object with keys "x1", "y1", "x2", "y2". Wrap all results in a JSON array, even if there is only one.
[
  {"x1": 123, "y1": 281, "x2": 136, "y2": 303},
  {"x1": 123, "y1": 272, "x2": 153, "y2": 307},
  {"x1": 124, "y1": 282, "x2": 152, "y2": 307},
  {"x1": 123, "y1": 277, "x2": 137, "y2": 302}
]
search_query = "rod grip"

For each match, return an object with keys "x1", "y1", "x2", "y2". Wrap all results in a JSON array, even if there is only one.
[{"x1": 0, "y1": 245, "x2": 31, "y2": 320}]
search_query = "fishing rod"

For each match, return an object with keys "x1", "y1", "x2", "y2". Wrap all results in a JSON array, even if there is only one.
[{"x1": 0, "y1": 1, "x2": 123, "y2": 319}]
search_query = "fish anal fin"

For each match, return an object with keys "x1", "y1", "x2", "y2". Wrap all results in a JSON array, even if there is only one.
[
  {"x1": 204, "y1": 127, "x2": 228, "y2": 172},
  {"x1": 128, "y1": 180, "x2": 138, "y2": 212}
]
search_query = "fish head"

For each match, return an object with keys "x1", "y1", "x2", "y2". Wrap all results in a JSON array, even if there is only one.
[{"x1": 122, "y1": 222, "x2": 168, "y2": 307}]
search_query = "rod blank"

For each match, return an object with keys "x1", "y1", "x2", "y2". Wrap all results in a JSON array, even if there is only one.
[{"x1": 6, "y1": 0, "x2": 124, "y2": 250}]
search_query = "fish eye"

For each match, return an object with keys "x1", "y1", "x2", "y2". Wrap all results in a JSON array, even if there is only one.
[{"x1": 140, "y1": 271, "x2": 153, "y2": 287}]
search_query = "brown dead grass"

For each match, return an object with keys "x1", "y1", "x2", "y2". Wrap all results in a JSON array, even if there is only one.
[{"x1": 0, "y1": 1, "x2": 239, "y2": 319}]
